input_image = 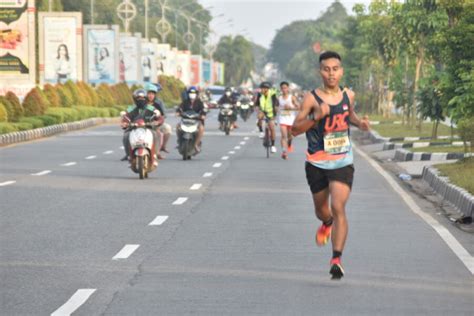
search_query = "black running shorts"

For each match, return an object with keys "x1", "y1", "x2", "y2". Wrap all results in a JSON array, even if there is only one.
[{"x1": 305, "y1": 162, "x2": 354, "y2": 194}]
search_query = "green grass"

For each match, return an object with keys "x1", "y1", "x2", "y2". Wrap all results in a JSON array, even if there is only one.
[
  {"x1": 372, "y1": 122, "x2": 456, "y2": 138},
  {"x1": 410, "y1": 146, "x2": 470, "y2": 153},
  {"x1": 365, "y1": 114, "x2": 403, "y2": 122},
  {"x1": 435, "y1": 157, "x2": 474, "y2": 195}
]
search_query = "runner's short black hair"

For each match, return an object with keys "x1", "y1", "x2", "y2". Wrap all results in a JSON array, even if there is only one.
[
  {"x1": 280, "y1": 81, "x2": 289, "y2": 87},
  {"x1": 319, "y1": 51, "x2": 342, "y2": 64}
]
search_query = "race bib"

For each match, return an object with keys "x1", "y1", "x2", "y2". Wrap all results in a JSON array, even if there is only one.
[{"x1": 324, "y1": 131, "x2": 350, "y2": 154}]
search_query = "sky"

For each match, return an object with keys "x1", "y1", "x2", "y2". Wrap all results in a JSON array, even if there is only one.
[{"x1": 199, "y1": 0, "x2": 373, "y2": 48}]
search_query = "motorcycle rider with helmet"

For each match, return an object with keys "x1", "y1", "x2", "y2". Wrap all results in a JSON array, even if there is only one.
[
  {"x1": 121, "y1": 89, "x2": 162, "y2": 164},
  {"x1": 218, "y1": 87, "x2": 239, "y2": 129},
  {"x1": 176, "y1": 86, "x2": 207, "y2": 153},
  {"x1": 145, "y1": 83, "x2": 172, "y2": 158}
]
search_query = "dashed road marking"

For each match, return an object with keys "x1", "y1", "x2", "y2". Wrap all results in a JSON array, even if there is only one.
[
  {"x1": 234, "y1": 146, "x2": 241, "y2": 150},
  {"x1": 240, "y1": 141, "x2": 246, "y2": 145},
  {"x1": 103, "y1": 150, "x2": 114, "y2": 155},
  {"x1": 172, "y1": 197, "x2": 188, "y2": 205},
  {"x1": 213, "y1": 162, "x2": 222, "y2": 168},
  {"x1": 229, "y1": 151, "x2": 236, "y2": 155},
  {"x1": 221, "y1": 156, "x2": 229, "y2": 160},
  {"x1": 31, "y1": 170, "x2": 51, "y2": 176},
  {"x1": 190, "y1": 183, "x2": 202, "y2": 190},
  {"x1": 0, "y1": 181, "x2": 16, "y2": 187},
  {"x1": 203, "y1": 172, "x2": 213, "y2": 178},
  {"x1": 51, "y1": 289, "x2": 96, "y2": 316},
  {"x1": 148, "y1": 215, "x2": 169, "y2": 226},
  {"x1": 244, "y1": 137, "x2": 249, "y2": 140},
  {"x1": 61, "y1": 162, "x2": 77, "y2": 167},
  {"x1": 112, "y1": 244, "x2": 140, "y2": 260},
  {"x1": 85, "y1": 155, "x2": 96, "y2": 160}
]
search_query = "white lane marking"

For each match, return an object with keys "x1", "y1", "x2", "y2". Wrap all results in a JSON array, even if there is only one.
[
  {"x1": 103, "y1": 150, "x2": 114, "y2": 155},
  {"x1": 229, "y1": 151, "x2": 236, "y2": 155},
  {"x1": 244, "y1": 137, "x2": 249, "y2": 140},
  {"x1": 190, "y1": 183, "x2": 202, "y2": 190},
  {"x1": 85, "y1": 155, "x2": 96, "y2": 160},
  {"x1": 203, "y1": 172, "x2": 213, "y2": 178},
  {"x1": 61, "y1": 162, "x2": 77, "y2": 167},
  {"x1": 213, "y1": 162, "x2": 222, "y2": 168},
  {"x1": 354, "y1": 145, "x2": 474, "y2": 275},
  {"x1": 221, "y1": 156, "x2": 229, "y2": 160},
  {"x1": 172, "y1": 197, "x2": 188, "y2": 205},
  {"x1": 234, "y1": 146, "x2": 241, "y2": 150},
  {"x1": 148, "y1": 215, "x2": 169, "y2": 226},
  {"x1": 0, "y1": 181, "x2": 16, "y2": 187},
  {"x1": 31, "y1": 170, "x2": 51, "y2": 176},
  {"x1": 240, "y1": 141, "x2": 246, "y2": 145},
  {"x1": 51, "y1": 289, "x2": 96, "y2": 316},
  {"x1": 112, "y1": 244, "x2": 140, "y2": 260}
]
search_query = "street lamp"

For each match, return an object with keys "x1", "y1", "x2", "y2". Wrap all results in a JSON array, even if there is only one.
[{"x1": 174, "y1": 2, "x2": 196, "y2": 48}]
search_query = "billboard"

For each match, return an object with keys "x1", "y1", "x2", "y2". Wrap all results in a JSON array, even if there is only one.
[
  {"x1": 38, "y1": 12, "x2": 83, "y2": 85},
  {"x1": 202, "y1": 59, "x2": 211, "y2": 85},
  {"x1": 0, "y1": 0, "x2": 36, "y2": 96},
  {"x1": 119, "y1": 33, "x2": 141, "y2": 85},
  {"x1": 83, "y1": 25, "x2": 119, "y2": 85},
  {"x1": 141, "y1": 41, "x2": 157, "y2": 83},
  {"x1": 156, "y1": 43, "x2": 171, "y2": 77},
  {"x1": 176, "y1": 50, "x2": 191, "y2": 86},
  {"x1": 167, "y1": 47, "x2": 178, "y2": 79},
  {"x1": 190, "y1": 55, "x2": 201, "y2": 87}
]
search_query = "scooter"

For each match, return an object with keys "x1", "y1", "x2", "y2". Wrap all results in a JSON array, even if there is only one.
[
  {"x1": 239, "y1": 99, "x2": 253, "y2": 122},
  {"x1": 218, "y1": 103, "x2": 235, "y2": 135},
  {"x1": 177, "y1": 110, "x2": 201, "y2": 160}
]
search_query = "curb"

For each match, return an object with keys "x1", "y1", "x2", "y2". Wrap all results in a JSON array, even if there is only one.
[
  {"x1": 394, "y1": 148, "x2": 472, "y2": 162},
  {"x1": 0, "y1": 117, "x2": 118, "y2": 146},
  {"x1": 383, "y1": 141, "x2": 467, "y2": 151},
  {"x1": 422, "y1": 166, "x2": 474, "y2": 218}
]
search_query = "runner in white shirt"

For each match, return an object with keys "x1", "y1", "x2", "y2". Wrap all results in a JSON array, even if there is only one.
[{"x1": 278, "y1": 81, "x2": 300, "y2": 160}]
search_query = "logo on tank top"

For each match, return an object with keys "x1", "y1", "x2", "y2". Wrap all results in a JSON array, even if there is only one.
[{"x1": 324, "y1": 112, "x2": 349, "y2": 132}]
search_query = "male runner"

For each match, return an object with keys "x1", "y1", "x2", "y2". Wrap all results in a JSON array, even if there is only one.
[
  {"x1": 278, "y1": 81, "x2": 300, "y2": 160},
  {"x1": 292, "y1": 51, "x2": 369, "y2": 279}
]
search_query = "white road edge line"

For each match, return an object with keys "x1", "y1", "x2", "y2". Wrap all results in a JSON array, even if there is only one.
[
  {"x1": 51, "y1": 289, "x2": 96, "y2": 316},
  {"x1": 112, "y1": 244, "x2": 140, "y2": 260},
  {"x1": 354, "y1": 145, "x2": 474, "y2": 274},
  {"x1": 61, "y1": 162, "x2": 76, "y2": 167},
  {"x1": 85, "y1": 155, "x2": 96, "y2": 160},
  {"x1": 203, "y1": 172, "x2": 213, "y2": 178},
  {"x1": 103, "y1": 150, "x2": 114, "y2": 155},
  {"x1": 172, "y1": 197, "x2": 188, "y2": 205},
  {"x1": 213, "y1": 162, "x2": 222, "y2": 168},
  {"x1": 149, "y1": 215, "x2": 169, "y2": 226},
  {"x1": 221, "y1": 156, "x2": 229, "y2": 160},
  {"x1": 0, "y1": 181, "x2": 16, "y2": 187},
  {"x1": 190, "y1": 183, "x2": 202, "y2": 190},
  {"x1": 32, "y1": 170, "x2": 51, "y2": 176}
]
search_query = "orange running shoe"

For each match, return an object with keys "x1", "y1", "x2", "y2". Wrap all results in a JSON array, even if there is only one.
[
  {"x1": 315, "y1": 223, "x2": 332, "y2": 246},
  {"x1": 288, "y1": 145, "x2": 294, "y2": 153},
  {"x1": 330, "y1": 257, "x2": 345, "y2": 280}
]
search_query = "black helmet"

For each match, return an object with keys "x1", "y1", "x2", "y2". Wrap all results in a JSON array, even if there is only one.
[
  {"x1": 133, "y1": 89, "x2": 147, "y2": 108},
  {"x1": 225, "y1": 87, "x2": 232, "y2": 92},
  {"x1": 187, "y1": 86, "x2": 198, "y2": 94},
  {"x1": 260, "y1": 82, "x2": 271, "y2": 89}
]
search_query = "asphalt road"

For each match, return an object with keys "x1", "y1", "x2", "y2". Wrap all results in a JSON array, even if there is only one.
[{"x1": 1, "y1": 110, "x2": 473, "y2": 315}]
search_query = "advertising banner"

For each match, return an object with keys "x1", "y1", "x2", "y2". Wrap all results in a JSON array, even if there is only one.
[
  {"x1": 190, "y1": 55, "x2": 201, "y2": 87},
  {"x1": 38, "y1": 12, "x2": 83, "y2": 85},
  {"x1": 119, "y1": 33, "x2": 141, "y2": 85},
  {"x1": 141, "y1": 41, "x2": 157, "y2": 83},
  {"x1": 176, "y1": 50, "x2": 191, "y2": 86},
  {"x1": 202, "y1": 59, "x2": 211, "y2": 86},
  {"x1": 0, "y1": 0, "x2": 36, "y2": 96},
  {"x1": 83, "y1": 25, "x2": 119, "y2": 85},
  {"x1": 156, "y1": 43, "x2": 171, "y2": 77},
  {"x1": 167, "y1": 47, "x2": 178, "y2": 79}
]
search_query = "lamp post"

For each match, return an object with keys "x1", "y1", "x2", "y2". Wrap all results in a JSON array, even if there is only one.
[
  {"x1": 90, "y1": 0, "x2": 95, "y2": 24},
  {"x1": 174, "y1": 2, "x2": 195, "y2": 49}
]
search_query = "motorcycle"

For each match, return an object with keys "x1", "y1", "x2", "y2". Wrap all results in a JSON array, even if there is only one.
[
  {"x1": 177, "y1": 110, "x2": 201, "y2": 160},
  {"x1": 122, "y1": 115, "x2": 159, "y2": 180},
  {"x1": 218, "y1": 103, "x2": 235, "y2": 135},
  {"x1": 239, "y1": 99, "x2": 253, "y2": 122}
]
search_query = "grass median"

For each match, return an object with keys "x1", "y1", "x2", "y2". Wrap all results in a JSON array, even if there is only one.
[
  {"x1": 372, "y1": 122, "x2": 456, "y2": 139},
  {"x1": 435, "y1": 157, "x2": 474, "y2": 195}
]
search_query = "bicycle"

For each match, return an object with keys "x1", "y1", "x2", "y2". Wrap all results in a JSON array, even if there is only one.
[{"x1": 262, "y1": 117, "x2": 271, "y2": 158}]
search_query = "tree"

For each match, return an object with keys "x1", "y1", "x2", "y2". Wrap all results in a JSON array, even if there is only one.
[{"x1": 214, "y1": 35, "x2": 254, "y2": 86}]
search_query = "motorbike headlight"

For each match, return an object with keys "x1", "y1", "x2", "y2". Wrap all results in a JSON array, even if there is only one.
[
  {"x1": 250, "y1": 102, "x2": 254, "y2": 106},
  {"x1": 181, "y1": 124, "x2": 198, "y2": 133},
  {"x1": 237, "y1": 102, "x2": 241, "y2": 106}
]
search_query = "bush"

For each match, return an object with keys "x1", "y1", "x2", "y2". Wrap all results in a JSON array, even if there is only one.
[
  {"x1": 64, "y1": 80, "x2": 83, "y2": 106},
  {"x1": 0, "y1": 96, "x2": 14, "y2": 120},
  {"x1": 19, "y1": 117, "x2": 44, "y2": 128},
  {"x1": 43, "y1": 84, "x2": 61, "y2": 107},
  {"x1": 12, "y1": 122, "x2": 34, "y2": 131},
  {"x1": 0, "y1": 103, "x2": 8, "y2": 122},
  {"x1": 0, "y1": 122, "x2": 17, "y2": 134},
  {"x1": 36, "y1": 115, "x2": 58, "y2": 126},
  {"x1": 115, "y1": 83, "x2": 133, "y2": 105},
  {"x1": 76, "y1": 82, "x2": 94, "y2": 107},
  {"x1": 46, "y1": 107, "x2": 79, "y2": 122},
  {"x1": 458, "y1": 117, "x2": 474, "y2": 152},
  {"x1": 55, "y1": 84, "x2": 74, "y2": 107},
  {"x1": 96, "y1": 84, "x2": 115, "y2": 107},
  {"x1": 5, "y1": 91, "x2": 23, "y2": 121},
  {"x1": 22, "y1": 88, "x2": 47, "y2": 116},
  {"x1": 37, "y1": 88, "x2": 50, "y2": 112},
  {"x1": 44, "y1": 109, "x2": 64, "y2": 124},
  {"x1": 158, "y1": 75, "x2": 186, "y2": 107}
]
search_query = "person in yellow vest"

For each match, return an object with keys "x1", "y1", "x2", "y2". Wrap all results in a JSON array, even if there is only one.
[{"x1": 255, "y1": 81, "x2": 279, "y2": 153}]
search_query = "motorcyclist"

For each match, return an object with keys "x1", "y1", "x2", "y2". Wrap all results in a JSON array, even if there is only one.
[
  {"x1": 145, "y1": 83, "x2": 172, "y2": 158},
  {"x1": 121, "y1": 89, "x2": 162, "y2": 165},
  {"x1": 218, "y1": 87, "x2": 239, "y2": 129},
  {"x1": 176, "y1": 86, "x2": 207, "y2": 152}
]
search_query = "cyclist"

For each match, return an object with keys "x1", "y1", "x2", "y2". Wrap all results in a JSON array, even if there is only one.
[{"x1": 256, "y1": 81, "x2": 279, "y2": 153}]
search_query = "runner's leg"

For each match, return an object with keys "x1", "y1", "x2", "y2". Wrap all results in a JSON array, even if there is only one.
[
  {"x1": 312, "y1": 188, "x2": 332, "y2": 223},
  {"x1": 328, "y1": 181, "x2": 351, "y2": 253},
  {"x1": 280, "y1": 125, "x2": 288, "y2": 152}
]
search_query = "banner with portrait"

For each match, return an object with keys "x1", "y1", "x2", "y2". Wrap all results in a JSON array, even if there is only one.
[
  {"x1": 176, "y1": 51, "x2": 191, "y2": 86},
  {"x1": 84, "y1": 25, "x2": 119, "y2": 85},
  {"x1": 39, "y1": 12, "x2": 83, "y2": 85},
  {"x1": 156, "y1": 43, "x2": 171, "y2": 77},
  {"x1": 141, "y1": 41, "x2": 157, "y2": 83},
  {"x1": 119, "y1": 34, "x2": 141, "y2": 85}
]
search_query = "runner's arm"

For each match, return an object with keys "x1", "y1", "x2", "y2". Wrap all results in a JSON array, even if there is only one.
[
  {"x1": 346, "y1": 90, "x2": 370, "y2": 131},
  {"x1": 291, "y1": 92, "x2": 327, "y2": 136}
]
